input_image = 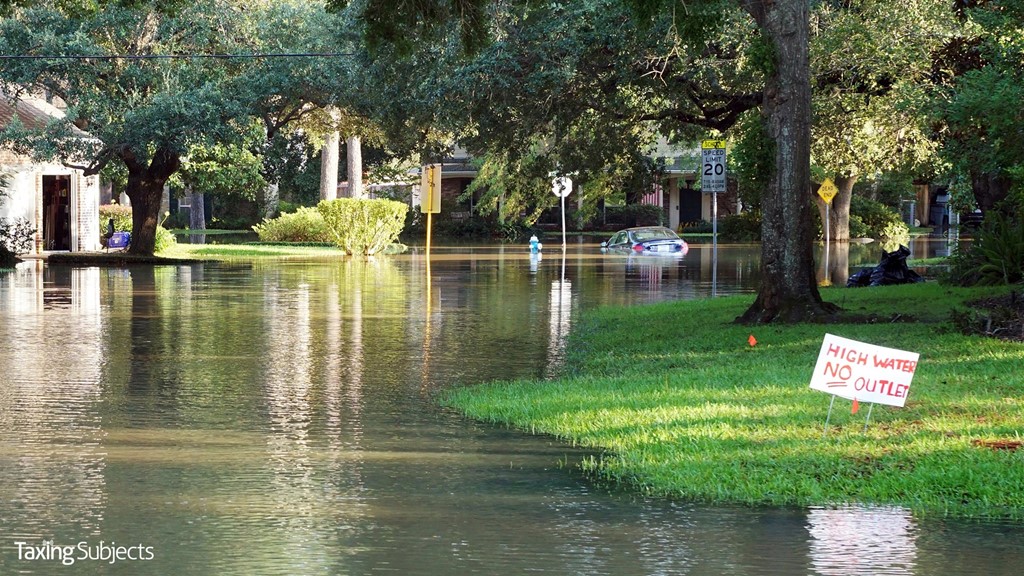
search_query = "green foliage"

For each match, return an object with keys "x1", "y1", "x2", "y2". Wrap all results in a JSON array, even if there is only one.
[
  {"x1": 679, "y1": 219, "x2": 713, "y2": 234},
  {"x1": 99, "y1": 204, "x2": 133, "y2": 232},
  {"x1": 745, "y1": 29, "x2": 776, "y2": 77},
  {"x1": 732, "y1": 112, "x2": 773, "y2": 210},
  {"x1": 931, "y1": 1, "x2": 1024, "y2": 209},
  {"x1": 154, "y1": 225, "x2": 177, "y2": 254},
  {"x1": 600, "y1": 204, "x2": 665, "y2": 228},
  {"x1": 846, "y1": 214, "x2": 871, "y2": 239},
  {"x1": 810, "y1": 1, "x2": 945, "y2": 181},
  {"x1": 0, "y1": 217, "x2": 34, "y2": 266},
  {"x1": 317, "y1": 198, "x2": 408, "y2": 256},
  {"x1": 170, "y1": 137, "x2": 267, "y2": 205},
  {"x1": 948, "y1": 211, "x2": 1024, "y2": 286},
  {"x1": 849, "y1": 195, "x2": 909, "y2": 239},
  {"x1": 252, "y1": 207, "x2": 332, "y2": 243},
  {"x1": 463, "y1": 148, "x2": 566, "y2": 226},
  {"x1": 361, "y1": 0, "x2": 759, "y2": 221},
  {"x1": 277, "y1": 200, "x2": 302, "y2": 215},
  {"x1": 717, "y1": 211, "x2": 762, "y2": 242},
  {"x1": 854, "y1": 171, "x2": 917, "y2": 206},
  {"x1": 0, "y1": 1, "x2": 357, "y2": 255},
  {"x1": 431, "y1": 217, "x2": 496, "y2": 240},
  {"x1": 0, "y1": 169, "x2": 10, "y2": 204}
]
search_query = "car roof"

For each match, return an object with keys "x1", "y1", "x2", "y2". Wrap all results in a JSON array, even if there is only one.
[{"x1": 625, "y1": 226, "x2": 672, "y2": 232}]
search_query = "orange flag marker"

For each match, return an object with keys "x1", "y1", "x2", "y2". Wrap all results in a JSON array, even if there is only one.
[
  {"x1": 851, "y1": 397, "x2": 860, "y2": 414},
  {"x1": 748, "y1": 334, "x2": 757, "y2": 347}
]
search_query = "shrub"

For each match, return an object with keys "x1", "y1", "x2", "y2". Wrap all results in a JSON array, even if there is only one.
[
  {"x1": 717, "y1": 211, "x2": 762, "y2": 242},
  {"x1": 99, "y1": 203, "x2": 133, "y2": 232},
  {"x1": 252, "y1": 207, "x2": 331, "y2": 243},
  {"x1": 603, "y1": 204, "x2": 665, "y2": 227},
  {"x1": 155, "y1": 225, "x2": 177, "y2": 254},
  {"x1": 847, "y1": 214, "x2": 871, "y2": 239},
  {"x1": 0, "y1": 246, "x2": 16, "y2": 268},
  {"x1": 1, "y1": 217, "x2": 35, "y2": 267},
  {"x1": 850, "y1": 196, "x2": 909, "y2": 240},
  {"x1": 948, "y1": 211, "x2": 1024, "y2": 286},
  {"x1": 317, "y1": 198, "x2": 408, "y2": 256},
  {"x1": 277, "y1": 200, "x2": 301, "y2": 214},
  {"x1": 679, "y1": 220, "x2": 714, "y2": 234}
]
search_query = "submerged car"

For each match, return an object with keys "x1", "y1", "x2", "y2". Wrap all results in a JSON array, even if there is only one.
[{"x1": 601, "y1": 226, "x2": 689, "y2": 256}]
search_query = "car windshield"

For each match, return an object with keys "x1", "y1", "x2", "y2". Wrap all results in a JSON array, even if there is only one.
[{"x1": 631, "y1": 228, "x2": 676, "y2": 242}]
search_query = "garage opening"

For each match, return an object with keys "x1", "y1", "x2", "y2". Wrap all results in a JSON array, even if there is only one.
[{"x1": 43, "y1": 175, "x2": 71, "y2": 251}]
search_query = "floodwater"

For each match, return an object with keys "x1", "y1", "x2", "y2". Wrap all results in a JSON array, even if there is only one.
[{"x1": 2, "y1": 237, "x2": 1020, "y2": 576}]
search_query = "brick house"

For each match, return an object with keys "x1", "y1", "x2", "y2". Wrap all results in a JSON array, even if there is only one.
[{"x1": 0, "y1": 95, "x2": 100, "y2": 253}]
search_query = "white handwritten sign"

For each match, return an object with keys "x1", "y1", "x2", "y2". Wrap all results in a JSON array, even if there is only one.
[{"x1": 809, "y1": 334, "x2": 919, "y2": 407}]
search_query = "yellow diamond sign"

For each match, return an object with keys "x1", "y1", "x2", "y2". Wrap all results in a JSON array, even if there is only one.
[{"x1": 818, "y1": 178, "x2": 838, "y2": 204}]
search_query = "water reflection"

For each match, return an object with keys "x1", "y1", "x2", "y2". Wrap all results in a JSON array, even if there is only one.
[
  {"x1": 816, "y1": 236, "x2": 966, "y2": 286},
  {"x1": 808, "y1": 505, "x2": 918, "y2": 576},
  {"x1": 0, "y1": 263, "x2": 107, "y2": 543},
  {"x1": 0, "y1": 243, "x2": 1018, "y2": 576}
]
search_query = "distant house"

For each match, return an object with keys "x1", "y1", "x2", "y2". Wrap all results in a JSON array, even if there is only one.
[
  {"x1": 423, "y1": 139, "x2": 739, "y2": 231},
  {"x1": 0, "y1": 94, "x2": 100, "y2": 253}
]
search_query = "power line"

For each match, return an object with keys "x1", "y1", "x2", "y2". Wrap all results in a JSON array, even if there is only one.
[{"x1": 0, "y1": 52, "x2": 357, "y2": 60}]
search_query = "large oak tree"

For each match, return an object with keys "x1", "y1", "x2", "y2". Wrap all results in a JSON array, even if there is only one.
[
  {"x1": 336, "y1": 0, "x2": 836, "y2": 322},
  {"x1": 0, "y1": 0, "x2": 350, "y2": 255}
]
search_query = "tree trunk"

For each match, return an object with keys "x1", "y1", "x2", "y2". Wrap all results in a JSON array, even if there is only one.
[
  {"x1": 814, "y1": 174, "x2": 857, "y2": 242},
  {"x1": 188, "y1": 189, "x2": 206, "y2": 231},
  {"x1": 321, "y1": 130, "x2": 340, "y2": 201},
  {"x1": 347, "y1": 135, "x2": 363, "y2": 199},
  {"x1": 123, "y1": 147, "x2": 181, "y2": 256},
  {"x1": 971, "y1": 170, "x2": 1011, "y2": 215},
  {"x1": 263, "y1": 182, "x2": 279, "y2": 219},
  {"x1": 738, "y1": 0, "x2": 837, "y2": 323},
  {"x1": 817, "y1": 240, "x2": 851, "y2": 287},
  {"x1": 188, "y1": 189, "x2": 206, "y2": 245}
]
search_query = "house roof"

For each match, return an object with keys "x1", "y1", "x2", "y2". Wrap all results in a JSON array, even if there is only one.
[{"x1": 0, "y1": 92, "x2": 89, "y2": 137}]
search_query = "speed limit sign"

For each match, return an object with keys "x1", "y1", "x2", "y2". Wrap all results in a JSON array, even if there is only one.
[{"x1": 701, "y1": 139, "x2": 726, "y2": 193}]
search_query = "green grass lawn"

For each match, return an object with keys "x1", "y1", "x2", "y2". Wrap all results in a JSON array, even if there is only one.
[
  {"x1": 443, "y1": 283, "x2": 1024, "y2": 518},
  {"x1": 162, "y1": 242, "x2": 349, "y2": 260}
]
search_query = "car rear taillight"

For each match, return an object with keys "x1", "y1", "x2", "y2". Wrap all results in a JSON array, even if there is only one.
[{"x1": 633, "y1": 244, "x2": 645, "y2": 252}]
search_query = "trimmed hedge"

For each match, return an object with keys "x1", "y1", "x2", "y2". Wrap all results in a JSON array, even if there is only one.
[
  {"x1": 99, "y1": 204, "x2": 133, "y2": 232},
  {"x1": 252, "y1": 206, "x2": 331, "y2": 243},
  {"x1": 317, "y1": 198, "x2": 408, "y2": 256}
]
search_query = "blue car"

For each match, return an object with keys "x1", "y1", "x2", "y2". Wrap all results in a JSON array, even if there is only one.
[{"x1": 601, "y1": 226, "x2": 689, "y2": 256}]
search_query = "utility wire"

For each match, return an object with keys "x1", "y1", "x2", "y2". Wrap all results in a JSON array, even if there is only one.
[{"x1": 0, "y1": 52, "x2": 357, "y2": 60}]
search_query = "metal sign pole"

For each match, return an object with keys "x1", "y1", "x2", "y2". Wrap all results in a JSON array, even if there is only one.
[
  {"x1": 712, "y1": 187, "x2": 718, "y2": 297},
  {"x1": 561, "y1": 192, "x2": 567, "y2": 250},
  {"x1": 701, "y1": 139, "x2": 726, "y2": 298},
  {"x1": 825, "y1": 203, "x2": 830, "y2": 281}
]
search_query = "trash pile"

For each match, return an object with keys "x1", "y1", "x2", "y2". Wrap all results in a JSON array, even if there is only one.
[{"x1": 846, "y1": 245, "x2": 924, "y2": 287}]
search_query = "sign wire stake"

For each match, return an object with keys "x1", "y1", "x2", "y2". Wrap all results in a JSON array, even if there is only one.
[
  {"x1": 863, "y1": 403, "x2": 875, "y2": 433},
  {"x1": 823, "y1": 394, "x2": 836, "y2": 437}
]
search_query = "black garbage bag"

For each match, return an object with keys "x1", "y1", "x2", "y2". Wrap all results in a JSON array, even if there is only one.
[{"x1": 846, "y1": 245, "x2": 924, "y2": 287}]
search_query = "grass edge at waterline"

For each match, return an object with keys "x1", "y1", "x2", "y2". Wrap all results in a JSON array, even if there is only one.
[{"x1": 443, "y1": 284, "x2": 1024, "y2": 519}]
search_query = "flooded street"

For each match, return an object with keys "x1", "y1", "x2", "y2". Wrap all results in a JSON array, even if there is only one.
[{"x1": 2, "y1": 238, "x2": 1021, "y2": 575}]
